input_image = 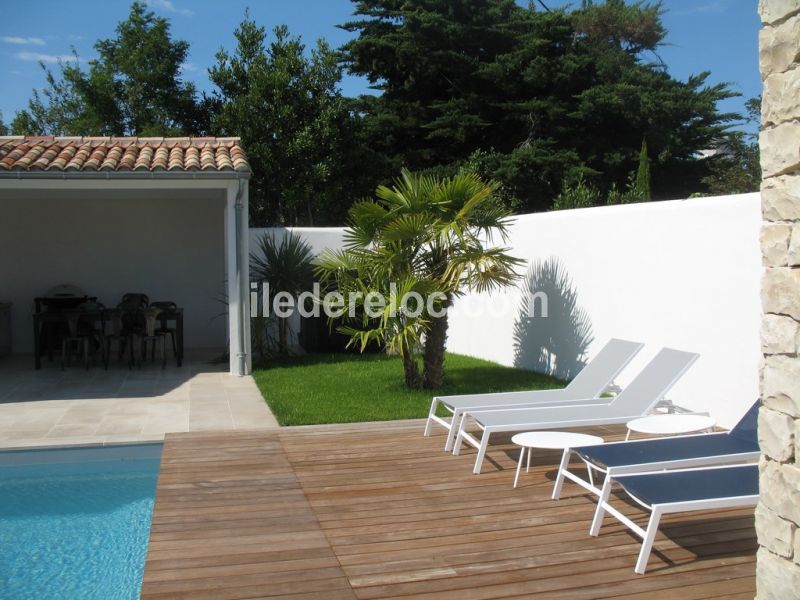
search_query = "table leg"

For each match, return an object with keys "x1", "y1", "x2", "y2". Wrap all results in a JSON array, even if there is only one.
[
  {"x1": 177, "y1": 313, "x2": 183, "y2": 367},
  {"x1": 514, "y1": 447, "x2": 525, "y2": 488},
  {"x1": 526, "y1": 447, "x2": 531, "y2": 473},
  {"x1": 33, "y1": 317, "x2": 41, "y2": 370}
]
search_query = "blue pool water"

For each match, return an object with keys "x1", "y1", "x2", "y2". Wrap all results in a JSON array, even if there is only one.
[{"x1": 0, "y1": 444, "x2": 162, "y2": 600}]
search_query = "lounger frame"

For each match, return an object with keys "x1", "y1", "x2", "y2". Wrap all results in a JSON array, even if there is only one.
[
  {"x1": 589, "y1": 464, "x2": 758, "y2": 574},
  {"x1": 427, "y1": 393, "x2": 609, "y2": 452},
  {"x1": 452, "y1": 349, "x2": 699, "y2": 474},
  {"x1": 551, "y1": 431, "x2": 760, "y2": 501},
  {"x1": 424, "y1": 339, "x2": 644, "y2": 452}
]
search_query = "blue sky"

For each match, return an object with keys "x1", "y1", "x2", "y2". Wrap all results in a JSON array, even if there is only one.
[{"x1": 1, "y1": 0, "x2": 761, "y2": 132}]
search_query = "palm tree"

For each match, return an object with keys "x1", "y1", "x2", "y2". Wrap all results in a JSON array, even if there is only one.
[
  {"x1": 316, "y1": 169, "x2": 523, "y2": 389},
  {"x1": 250, "y1": 231, "x2": 315, "y2": 355}
]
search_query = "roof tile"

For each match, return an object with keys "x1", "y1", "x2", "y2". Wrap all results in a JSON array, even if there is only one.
[{"x1": 0, "y1": 136, "x2": 250, "y2": 175}]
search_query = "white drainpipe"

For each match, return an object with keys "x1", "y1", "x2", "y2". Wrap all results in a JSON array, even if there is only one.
[{"x1": 234, "y1": 179, "x2": 248, "y2": 376}]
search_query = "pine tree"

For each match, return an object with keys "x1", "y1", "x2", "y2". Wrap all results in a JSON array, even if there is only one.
[
  {"x1": 634, "y1": 140, "x2": 652, "y2": 201},
  {"x1": 342, "y1": 0, "x2": 739, "y2": 210}
]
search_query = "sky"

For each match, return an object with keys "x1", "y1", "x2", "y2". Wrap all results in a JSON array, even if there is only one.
[{"x1": 0, "y1": 0, "x2": 762, "y2": 132}]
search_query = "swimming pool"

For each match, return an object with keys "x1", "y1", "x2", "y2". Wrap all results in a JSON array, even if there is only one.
[{"x1": 0, "y1": 444, "x2": 162, "y2": 600}]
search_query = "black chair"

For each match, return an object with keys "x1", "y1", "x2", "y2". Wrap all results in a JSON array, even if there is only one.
[
  {"x1": 60, "y1": 302, "x2": 104, "y2": 370},
  {"x1": 150, "y1": 301, "x2": 178, "y2": 361},
  {"x1": 121, "y1": 293, "x2": 149, "y2": 308},
  {"x1": 117, "y1": 301, "x2": 148, "y2": 369},
  {"x1": 60, "y1": 309, "x2": 90, "y2": 370},
  {"x1": 103, "y1": 307, "x2": 131, "y2": 369},
  {"x1": 141, "y1": 307, "x2": 167, "y2": 368}
]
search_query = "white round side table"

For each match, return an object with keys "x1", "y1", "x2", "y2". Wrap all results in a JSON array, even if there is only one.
[
  {"x1": 511, "y1": 431, "x2": 604, "y2": 488},
  {"x1": 625, "y1": 414, "x2": 716, "y2": 440}
]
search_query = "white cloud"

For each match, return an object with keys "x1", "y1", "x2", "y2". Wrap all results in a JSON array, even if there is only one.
[
  {"x1": 2, "y1": 36, "x2": 46, "y2": 46},
  {"x1": 180, "y1": 62, "x2": 197, "y2": 72},
  {"x1": 145, "y1": 0, "x2": 194, "y2": 16},
  {"x1": 15, "y1": 51, "x2": 76, "y2": 64}
]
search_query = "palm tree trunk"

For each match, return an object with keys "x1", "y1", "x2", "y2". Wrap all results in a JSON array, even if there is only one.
[
  {"x1": 422, "y1": 302, "x2": 450, "y2": 389},
  {"x1": 401, "y1": 341, "x2": 423, "y2": 389}
]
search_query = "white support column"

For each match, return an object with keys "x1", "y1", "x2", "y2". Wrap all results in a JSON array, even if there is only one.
[
  {"x1": 238, "y1": 179, "x2": 251, "y2": 375},
  {"x1": 225, "y1": 182, "x2": 242, "y2": 376}
]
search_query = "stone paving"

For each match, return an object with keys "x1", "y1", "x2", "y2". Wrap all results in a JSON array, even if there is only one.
[{"x1": 0, "y1": 350, "x2": 278, "y2": 449}]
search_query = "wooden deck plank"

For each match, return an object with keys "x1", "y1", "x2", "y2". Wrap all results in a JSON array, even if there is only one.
[
  {"x1": 142, "y1": 430, "x2": 357, "y2": 600},
  {"x1": 142, "y1": 422, "x2": 755, "y2": 598}
]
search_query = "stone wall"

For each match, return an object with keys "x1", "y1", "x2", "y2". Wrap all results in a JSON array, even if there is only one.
[{"x1": 757, "y1": 1, "x2": 800, "y2": 598}]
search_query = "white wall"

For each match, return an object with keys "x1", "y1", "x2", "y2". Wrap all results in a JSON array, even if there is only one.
[
  {"x1": 446, "y1": 194, "x2": 762, "y2": 428},
  {"x1": 250, "y1": 194, "x2": 761, "y2": 428},
  {"x1": 249, "y1": 226, "x2": 347, "y2": 258},
  {"x1": 0, "y1": 189, "x2": 228, "y2": 353}
]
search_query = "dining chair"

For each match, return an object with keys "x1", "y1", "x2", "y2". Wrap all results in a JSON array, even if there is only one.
[{"x1": 150, "y1": 301, "x2": 178, "y2": 362}]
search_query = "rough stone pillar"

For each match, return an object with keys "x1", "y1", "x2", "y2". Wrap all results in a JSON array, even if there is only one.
[{"x1": 757, "y1": 1, "x2": 800, "y2": 598}]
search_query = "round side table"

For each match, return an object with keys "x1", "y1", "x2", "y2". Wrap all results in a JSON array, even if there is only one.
[
  {"x1": 511, "y1": 431, "x2": 604, "y2": 488},
  {"x1": 625, "y1": 414, "x2": 716, "y2": 440}
]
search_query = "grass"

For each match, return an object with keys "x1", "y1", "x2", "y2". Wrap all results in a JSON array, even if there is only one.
[{"x1": 252, "y1": 352, "x2": 565, "y2": 426}]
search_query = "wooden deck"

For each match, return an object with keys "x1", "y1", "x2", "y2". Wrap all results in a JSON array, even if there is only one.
[{"x1": 142, "y1": 421, "x2": 756, "y2": 599}]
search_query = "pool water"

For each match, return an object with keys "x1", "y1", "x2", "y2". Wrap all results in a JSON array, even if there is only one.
[{"x1": 0, "y1": 444, "x2": 162, "y2": 600}]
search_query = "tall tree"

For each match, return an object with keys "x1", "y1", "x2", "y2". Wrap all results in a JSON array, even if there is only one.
[
  {"x1": 699, "y1": 96, "x2": 761, "y2": 195},
  {"x1": 634, "y1": 139, "x2": 652, "y2": 201},
  {"x1": 0, "y1": 112, "x2": 7, "y2": 135},
  {"x1": 209, "y1": 17, "x2": 373, "y2": 225},
  {"x1": 12, "y1": 1, "x2": 203, "y2": 136},
  {"x1": 341, "y1": 0, "x2": 739, "y2": 211}
]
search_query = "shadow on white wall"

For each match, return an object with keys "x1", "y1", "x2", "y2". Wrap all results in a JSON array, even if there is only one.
[{"x1": 512, "y1": 257, "x2": 594, "y2": 381}]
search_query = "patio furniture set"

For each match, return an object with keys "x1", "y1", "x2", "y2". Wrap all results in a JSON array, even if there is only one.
[
  {"x1": 424, "y1": 338, "x2": 760, "y2": 574},
  {"x1": 32, "y1": 285, "x2": 184, "y2": 370}
]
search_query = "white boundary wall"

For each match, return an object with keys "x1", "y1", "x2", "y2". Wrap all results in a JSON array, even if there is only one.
[{"x1": 252, "y1": 193, "x2": 761, "y2": 428}]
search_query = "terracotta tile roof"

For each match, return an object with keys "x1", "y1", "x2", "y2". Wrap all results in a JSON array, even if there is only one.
[{"x1": 0, "y1": 136, "x2": 250, "y2": 175}]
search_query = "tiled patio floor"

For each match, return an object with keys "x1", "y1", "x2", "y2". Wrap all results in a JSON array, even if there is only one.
[{"x1": 0, "y1": 351, "x2": 277, "y2": 448}]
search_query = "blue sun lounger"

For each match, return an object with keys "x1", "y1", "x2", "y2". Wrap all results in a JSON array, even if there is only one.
[
  {"x1": 552, "y1": 399, "x2": 760, "y2": 502},
  {"x1": 591, "y1": 464, "x2": 759, "y2": 573}
]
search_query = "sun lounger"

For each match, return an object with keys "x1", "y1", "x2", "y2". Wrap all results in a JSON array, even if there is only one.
[
  {"x1": 552, "y1": 399, "x2": 760, "y2": 501},
  {"x1": 424, "y1": 338, "x2": 644, "y2": 451},
  {"x1": 453, "y1": 348, "x2": 699, "y2": 474},
  {"x1": 590, "y1": 464, "x2": 758, "y2": 573}
]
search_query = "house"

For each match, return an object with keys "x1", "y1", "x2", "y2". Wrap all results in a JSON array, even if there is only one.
[{"x1": 0, "y1": 135, "x2": 252, "y2": 375}]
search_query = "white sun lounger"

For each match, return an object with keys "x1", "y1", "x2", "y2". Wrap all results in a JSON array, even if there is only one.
[
  {"x1": 424, "y1": 338, "x2": 644, "y2": 452},
  {"x1": 591, "y1": 464, "x2": 758, "y2": 573},
  {"x1": 453, "y1": 348, "x2": 699, "y2": 474}
]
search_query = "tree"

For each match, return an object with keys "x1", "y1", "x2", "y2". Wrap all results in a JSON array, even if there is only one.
[
  {"x1": 316, "y1": 169, "x2": 523, "y2": 389},
  {"x1": 633, "y1": 139, "x2": 652, "y2": 201},
  {"x1": 11, "y1": 52, "x2": 94, "y2": 135},
  {"x1": 209, "y1": 17, "x2": 373, "y2": 226},
  {"x1": 250, "y1": 231, "x2": 315, "y2": 357},
  {"x1": 0, "y1": 112, "x2": 7, "y2": 135},
  {"x1": 341, "y1": 0, "x2": 739, "y2": 210},
  {"x1": 12, "y1": 2, "x2": 203, "y2": 136},
  {"x1": 699, "y1": 96, "x2": 761, "y2": 196},
  {"x1": 552, "y1": 175, "x2": 600, "y2": 210}
]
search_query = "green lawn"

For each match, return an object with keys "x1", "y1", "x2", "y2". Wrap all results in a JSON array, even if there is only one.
[{"x1": 252, "y1": 352, "x2": 565, "y2": 426}]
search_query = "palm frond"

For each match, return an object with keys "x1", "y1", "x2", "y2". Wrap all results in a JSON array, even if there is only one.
[{"x1": 250, "y1": 231, "x2": 315, "y2": 295}]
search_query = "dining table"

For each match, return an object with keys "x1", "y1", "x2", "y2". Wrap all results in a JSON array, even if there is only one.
[{"x1": 32, "y1": 303, "x2": 184, "y2": 369}]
